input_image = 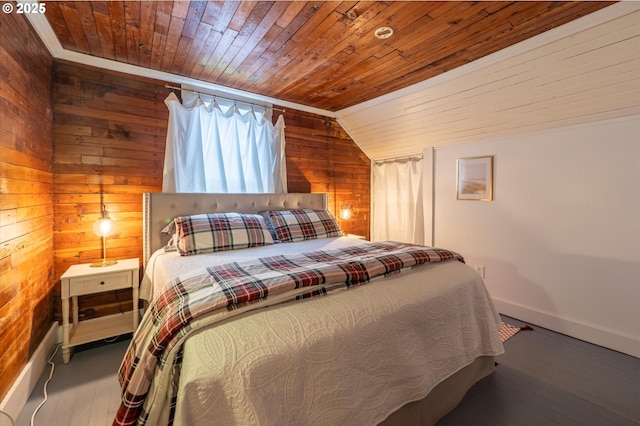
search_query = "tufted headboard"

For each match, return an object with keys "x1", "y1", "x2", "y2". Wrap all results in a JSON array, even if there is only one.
[{"x1": 142, "y1": 192, "x2": 328, "y2": 267}]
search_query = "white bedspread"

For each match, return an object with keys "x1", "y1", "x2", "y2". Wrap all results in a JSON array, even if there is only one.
[{"x1": 156, "y1": 258, "x2": 504, "y2": 425}]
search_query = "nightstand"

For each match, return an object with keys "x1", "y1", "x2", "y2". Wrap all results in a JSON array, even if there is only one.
[
  {"x1": 347, "y1": 234, "x2": 367, "y2": 240},
  {"x1": 60, "y1": 258, "x2": 139, "y2": 363}
]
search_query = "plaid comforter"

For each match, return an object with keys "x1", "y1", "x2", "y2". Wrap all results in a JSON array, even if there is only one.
[{"x1": 114, "y1": 241, "x2": 464, "y2": 426}]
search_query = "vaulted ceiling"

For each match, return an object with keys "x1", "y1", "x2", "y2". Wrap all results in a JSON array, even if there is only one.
[{"x1": 42, "y1": 1, "x2": 611, "y2": 112}]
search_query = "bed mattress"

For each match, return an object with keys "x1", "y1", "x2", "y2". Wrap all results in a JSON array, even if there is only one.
[{"x1": 137, "y1": 244, "x2": 504, "y2": 425}]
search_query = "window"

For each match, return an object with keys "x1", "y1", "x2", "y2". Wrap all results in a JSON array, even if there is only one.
[{"x1": 162, "y1": 87, "x2": 287, "y2": 194}]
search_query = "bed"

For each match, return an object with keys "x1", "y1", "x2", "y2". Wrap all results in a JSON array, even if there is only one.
[{"x1": 115, "y1": 192, "x2": 504, "y2": 426}]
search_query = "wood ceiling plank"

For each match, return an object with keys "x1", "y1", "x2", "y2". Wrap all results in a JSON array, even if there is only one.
[
  {"x1": 168, "y1": 0, "x2": 196, "y2": 74},
  {"x1": 268, "y1": 2, "x2": 387, "y2": 98},
  {"x1": 71, "y1": 2, "x2": 102, "y2": 57},
  {"x1": 228, "y1": 0, "x2": 259, "y2": 32},
  {"x1": 153, "y1": 0, "x2": 172, "y2": 35},
  {"x1": 292, "y1": 44, "x2": 408, "y2": 107},
  {"x1": 150, "y1": 32, "x2": 168, "y2": 71},
  {"x1": 138, "y1": 1, "x2": 157, "y2": 68},
  {"x1": 237, "y1": 2, "x2": 324, "y2": 90},
  {"x1": 58, "y1": 2, "x2": 91, "y2": 54},
  {"x1": 148, "y1": 2, "x2": 173, "y2": 70},
  {"x1": 87, "y1": 1, "x2": 109, "y2": 16},
  {"x1": 274, "y1": 2, "x2": 424, "y2": 102},
  {"x1": 284, "y1": 3, "x2": 466, "y2": 104},
  {"x1": 272, "y1": 1, "x2": 399, "y2": 99},
  {"x1": 204, "y1": 1, "x2": 273, "y2": 82},
  {"x1": 190, "y1": 30, "x2": 223, "y2": 79},
  {"x1": 202, "y1": 1, "x2": 240, "y2": 33},
  {"x1": 93, "y1": 8, "x2": 116, "y2": 60},
  {"x1": 425, "y1": 0, "x2": 477, "y2": 19},
  {"x1": 481, "y1": 1, "x2": 516, "y2": 16},
  {"x1": 228, "y1": 17, "x2": 290, "y2": 84},
  {"x1": 159, "y1": 13, "x2": 186, "y2": 71},
  {"x1": 393, "y1": 3, "x2": 489, "y2": 56},
  {"x1": 276, "y1": 1, "x2": 308, "y2": 29},
  {"x1": 43, "y1": 0, "x2": 616, "y2": 112},
  {"x1": 190, "y1": 2, "x2": 239, "y2": 78},
  {"x1": 244, "y1": 2, "x2": 342, "y2": 88},
  {"x1": 199, "y1": 28, "x2": 238, "y2": 81},
  {"x1": 216, "y1": 1, "x2": 290, "y2": 86},
  {"x1": 123, "y1": 1, "x2": 140, "y2": 27},
  {"x1": 181, "y1": 22, "x2": 214, "y2": 77},
  {"x1": 198, "y1": 1, "x2": 260, "y2": 80},
  {"x1": 43, "y1": 2, "x2": 74, "y2": 48},
  {"x1": 170, "y1": 1, "x2": 192, "y2": 20},
  {"x1": 369, "y1": 3, "x2": 436, "y2": 58},
  {"x1": 123, "y1": 2, "x2": 141, "y2": 64},
  {"x1": 170, "y1": 36, "x2": 193, "y2": 75},
  {"x1": 391, "y1": 24, "x2": 516, "y2": 80},
  {"x1": 182, "y1": 1, "x2": 208, "y2": 39},
  {"x1": 108, "y1": 2, "x2": 128, "y2": 63}
]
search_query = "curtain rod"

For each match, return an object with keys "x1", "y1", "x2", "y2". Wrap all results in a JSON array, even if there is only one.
[
  {"x1": 374, "y1": 154, "x2": 423, "y2": 165},
  {"x1": 164, "y1": 84, "x2": 285, "y2": 113}
]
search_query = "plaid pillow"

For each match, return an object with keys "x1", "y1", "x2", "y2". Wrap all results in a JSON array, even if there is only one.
[
  {"x1": 160, "y1": 220, "x2": 177, "y2": 251},
  {"x1": 175, "y1": 213, "x2": 274, "y2": 256},
  {"x1": 261, "y1": 209, "x2": 343, "y2": 242}
]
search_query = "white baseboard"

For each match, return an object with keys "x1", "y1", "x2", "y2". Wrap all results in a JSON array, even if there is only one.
[
  {"x1": 494, "y1": 298, "x2": 640, "y2": 358},
  {"x1": 0, "y1": 322, "x2": 59, "y2": 424}
]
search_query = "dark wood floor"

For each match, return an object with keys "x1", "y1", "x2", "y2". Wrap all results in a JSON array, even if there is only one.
[
  {"x1": 14, "y1": 316, "x2": 640, "y2": 425},
  {"x1": 439, "y1": 316, "x2": 640, "y2": 426}
]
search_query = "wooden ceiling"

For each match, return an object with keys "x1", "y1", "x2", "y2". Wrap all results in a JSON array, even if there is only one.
[{"x1": 43, "y1": 1, "x2": 612, "y2": 112}]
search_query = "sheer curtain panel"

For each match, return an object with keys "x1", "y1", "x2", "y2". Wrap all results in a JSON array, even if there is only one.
[
  {"x1": 162, "y1": 92, "x2": 287, "y2": 193},
  {"x1": 371, "y1": 157, "x2": 424, "y2": 244}
]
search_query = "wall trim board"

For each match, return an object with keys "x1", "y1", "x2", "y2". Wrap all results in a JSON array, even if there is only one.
[
  {"x1": 494, "y1": 299, "x2": 640, "y2": 359},
  {"x1": 0, "y1": 322, "x2": 58, "y2": 423}
]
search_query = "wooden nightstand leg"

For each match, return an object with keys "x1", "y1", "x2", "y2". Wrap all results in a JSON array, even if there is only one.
[
  {"x1": 62, "y1": 297, "x2": 71, "y2": 364},
  {"x1": 63, "y1": 347, "x2": 71, "y2": 364},
  {"x1": 72, "y1": 295, "x2": 79, "y2": 326},
  {"x1": 132, "y1": 286, "x2": 139, "y2": 330}
]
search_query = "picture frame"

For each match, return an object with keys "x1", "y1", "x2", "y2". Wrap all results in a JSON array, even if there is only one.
[{"x1": 456, "y1": 156, "x2": 493, "y2": 201}]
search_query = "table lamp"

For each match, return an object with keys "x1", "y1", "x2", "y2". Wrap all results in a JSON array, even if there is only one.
[{"x1": 91, "y1": 205, "x2": 117, "y2": 267}]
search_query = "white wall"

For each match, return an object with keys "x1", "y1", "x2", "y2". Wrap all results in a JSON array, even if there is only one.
[{"x1": 433, "y1": 116, "x2": 640, "y2": 357}]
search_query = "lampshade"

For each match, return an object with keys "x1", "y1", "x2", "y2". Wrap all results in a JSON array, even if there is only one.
[
  {"x1": 93, "y1": 216, "x2": 116, "y2": 237},
  {"x1": 90, "y1": 206, "x2": 117, "y2": 267},
  {"x1": 340, "y1": 205, "x2": 352, "y2": 220}
]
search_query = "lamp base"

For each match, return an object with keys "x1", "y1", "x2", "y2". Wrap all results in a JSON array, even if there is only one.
[{"x1": 90, "y1": 259, "x2": 118, "y2": 268}]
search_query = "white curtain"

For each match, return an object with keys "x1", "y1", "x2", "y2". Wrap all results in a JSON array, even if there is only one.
[
  {"x1": 371, "y1": 157, "x2": 424, "y2": 244},
  {"x1": 162, "y1": 92, "x2": 287, "y2": 193}
]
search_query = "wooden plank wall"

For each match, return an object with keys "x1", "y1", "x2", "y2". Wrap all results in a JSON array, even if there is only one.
[
  {"x1": 51, "y1": 61, "x2": 170, "y2": 320},
  {"x1": 51, "y1": 62, "x2": 370, "y2": 324},
  {"x1": 0, "y1": 13, "x2": 54, "y2": 402},
  {"x1": 280, "y1": 109, "x2": 371, "y2": 239}
]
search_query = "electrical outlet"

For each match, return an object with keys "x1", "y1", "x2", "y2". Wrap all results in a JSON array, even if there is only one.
[{"x1": 474, "y1": 265, "x2": 485, "y2": 279}]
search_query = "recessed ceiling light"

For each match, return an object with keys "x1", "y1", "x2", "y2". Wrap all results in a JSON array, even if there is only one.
[{"x1": 374, "y1": 26, "x2": 394, "y2": 39}]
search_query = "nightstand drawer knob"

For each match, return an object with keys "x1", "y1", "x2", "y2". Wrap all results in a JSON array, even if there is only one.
[{"x1": 100, "y1": 281, "x2": 105, "y2": 285}]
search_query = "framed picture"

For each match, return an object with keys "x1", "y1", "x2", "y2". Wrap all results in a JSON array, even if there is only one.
[{"x1": 456, "y1": 156, "x2": 493, "y2": 201}]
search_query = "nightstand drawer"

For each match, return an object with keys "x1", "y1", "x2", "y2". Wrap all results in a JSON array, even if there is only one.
[{"x1": 69, "y1": 271, "x2": 132, "y2": 297}]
